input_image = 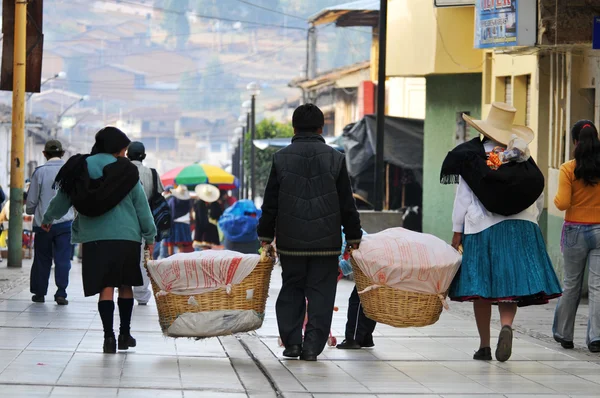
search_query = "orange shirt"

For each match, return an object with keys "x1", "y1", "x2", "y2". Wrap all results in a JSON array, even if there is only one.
[{"x1": 554, "y1": 160, "x2": 600, "y2": 223}]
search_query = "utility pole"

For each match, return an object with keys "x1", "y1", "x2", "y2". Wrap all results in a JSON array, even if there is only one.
[
  {"x1": 250, "y1": 95, "x2": 256, "y2": 201},
  {"x1": 8, "y1": 0, "x2": 27, "y2": 267},
  {"x1": 244, "y1": 112, "x2": 250, "y2": 199},
  {"x1": 307, "y1": 24, "x2": 317, "y2": 103},
  {"x1": 374, "y1": 0, "x2": 388, "y2": 212}
]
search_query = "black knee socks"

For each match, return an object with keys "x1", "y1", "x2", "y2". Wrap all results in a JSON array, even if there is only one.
[
  {"x1": 118, "y1": 297, "x2": 134, "y2": 337},
  {"x1": 98, "y1": 300, "x2": 115, "y2": 338}
]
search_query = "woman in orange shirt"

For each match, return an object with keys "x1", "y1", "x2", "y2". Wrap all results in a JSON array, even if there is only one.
[{"x1": 553, "y1": 120, "x2": 600, "y2": 353}]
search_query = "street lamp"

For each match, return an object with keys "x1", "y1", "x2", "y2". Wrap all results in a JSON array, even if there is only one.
[
  {"x1": 27, "y1": 71, "x2": 67, "y2": 115},
  {"x1": 246, "y1": 82, "x2": 260, "y2": 201},
  {"x1": 234, "y1": 125, "x2": 245, "y2": 199},
  {"x1": 55, "y1": 95, "x2": 89, "y2": 138}
]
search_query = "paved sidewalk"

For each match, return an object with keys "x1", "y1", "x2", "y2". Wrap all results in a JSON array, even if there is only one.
[{"x1": 0, "y1": 262, "x2": 598, "y2": 397}]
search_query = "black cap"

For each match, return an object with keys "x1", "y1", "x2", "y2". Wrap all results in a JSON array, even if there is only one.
[
  {"x1": 44, "y1": 140, "x2": 63, "y2": 153},
  {"x1": 128, "y1": 141, "x2": 146, "y2": 157}
]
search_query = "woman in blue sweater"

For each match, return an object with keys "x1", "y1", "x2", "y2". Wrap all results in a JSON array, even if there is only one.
[{"x1": 42, "y1": 127, "x2": 157, "y2": 354}]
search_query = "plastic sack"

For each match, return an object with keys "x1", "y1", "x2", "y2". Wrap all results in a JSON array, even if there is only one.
[
  {"x1": 147, "y1": 250, "x2": 261, "y2": 296},
  {"x1": 167, "y1": 310, "x2": 263, "y2": 338},
  {"x1": 351, "y1": 228, "x2": 461, "y2": 295},
  {"x1": 218, "y1": 200, "x2": 262, "y2": 243},
  {"x1": 339, "y1": 229, "x2": 367, "y2": 276},
  {"x1": 499, "y1": 134, "x2": 531, "y2": 164}
]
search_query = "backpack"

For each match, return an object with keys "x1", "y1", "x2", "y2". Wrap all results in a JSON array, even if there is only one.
[{"x1": 150, "y1": 169, "x2": 171, "y2": 242}]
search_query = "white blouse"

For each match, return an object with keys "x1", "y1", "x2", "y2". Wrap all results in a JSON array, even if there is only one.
[{"x1": 452, "y1": 140, "x2": 544, "y2": 235}]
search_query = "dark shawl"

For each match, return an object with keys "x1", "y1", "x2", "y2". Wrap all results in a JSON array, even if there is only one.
[
  {"x1": 440, "y1": 137, "x2": 544, "y2": 216},
  {"x1": 54, "y1": 155, "x2": 140, "y2": 217}
]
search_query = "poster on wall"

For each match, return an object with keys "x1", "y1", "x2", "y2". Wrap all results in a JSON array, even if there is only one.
[
  {"x1": 474, "y1": 0, "x2": 535, "y2": 49},
  {"x1": 475, "y1": 0, "x2": 518, "y2": 48}
]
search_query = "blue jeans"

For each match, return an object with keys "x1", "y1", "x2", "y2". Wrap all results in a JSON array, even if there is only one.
[
  {"x1": 553, "y1": 224, "x2": 600, "y2": 345},
  {"x1": 30, "y1": 223, "x2": 72, "y2": 299}
]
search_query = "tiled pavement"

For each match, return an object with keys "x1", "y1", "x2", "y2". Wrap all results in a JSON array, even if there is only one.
[{"x1": 0, "y1": 261, "x2": 598, "y2": 397}]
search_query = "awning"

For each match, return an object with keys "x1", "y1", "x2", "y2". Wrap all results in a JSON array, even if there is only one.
[{"x1": 253, "y1": 137, "x2": 344, "y2": 151}]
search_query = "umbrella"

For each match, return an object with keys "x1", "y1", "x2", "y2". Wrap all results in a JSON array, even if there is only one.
[
  {"x1": 160, "y1": 166, "x2": 185, "y2": 187},
  {"x1": 161, "y1": 164, "x2": 239, "y2": 190}
]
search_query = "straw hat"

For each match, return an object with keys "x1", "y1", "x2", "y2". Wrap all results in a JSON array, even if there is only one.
[
  {"x1": 172, "y1": 185, "x2": 191, "y2": 200},
  {"x1": 463, "y1": 102, "x2": 534, "y2": 146},
  {"x1": 195, "y1": 184, "x2": 220, "y2": 203}
]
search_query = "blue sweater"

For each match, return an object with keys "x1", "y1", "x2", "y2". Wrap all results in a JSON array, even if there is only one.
[{"x1": 42, "y1": 154, "x2": 157, "y2": 244}]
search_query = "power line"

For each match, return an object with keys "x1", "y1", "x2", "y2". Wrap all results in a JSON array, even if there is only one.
[
  {"x1": 96, "y1": 0, "x2": 307, "y2": 30},
  {"x1": 231, "y1": 0, "x2": 307, "y2": 21}
]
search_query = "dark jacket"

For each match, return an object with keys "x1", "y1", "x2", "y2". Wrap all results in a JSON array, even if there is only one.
[{"x1": 257, "y1": 133, "x2": 362, "y2": 256}]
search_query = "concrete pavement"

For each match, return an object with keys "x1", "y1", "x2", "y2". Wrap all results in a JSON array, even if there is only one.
[{"x1": 0, "y1": 261, "x2": 598, "y2": 397}]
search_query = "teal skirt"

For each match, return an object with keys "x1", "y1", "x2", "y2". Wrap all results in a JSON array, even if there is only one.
[{"x1": 450, "y1": 220, "x2": 562, "y2": 307}]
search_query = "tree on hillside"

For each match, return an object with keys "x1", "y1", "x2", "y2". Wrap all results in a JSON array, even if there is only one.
[
  {"x1": 244, "y1": 119, "x2": 293, "y2": 197},
  {"x1": 159, "y1": 0, "x2": 190, "y2": 49},
  {"x1": 179, "y1": 72, "x2": 202, "y2": 110},
  {"x1": 198, "y1": 56, "x2": 239, "y2": 111}
]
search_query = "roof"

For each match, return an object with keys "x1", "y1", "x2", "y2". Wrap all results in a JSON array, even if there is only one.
[
  {"x1": 88, "y1": 64, "x2": 147, "y2": 76},
  {"x1": 289, "y1": 61, "x2": 370, "y2": 90},
  {"x1": 310, "y1": 0, "x2": 379, "y2": 27}
]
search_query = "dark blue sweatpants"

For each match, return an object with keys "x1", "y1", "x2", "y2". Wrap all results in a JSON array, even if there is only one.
[{"x1": 30, "y1": 222, "x2": 72, "y2": 299}]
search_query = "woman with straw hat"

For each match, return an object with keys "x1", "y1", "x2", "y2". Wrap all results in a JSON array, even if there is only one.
[
  {"x1": 441, "y1": 102, "x2": 562, "y2": 362},
  {"x1": 192, "y1": 184, "x2": 221, "y2": 247},
  {"x1": 166, "y1": 185, "x2": 193, "y2": 255}
]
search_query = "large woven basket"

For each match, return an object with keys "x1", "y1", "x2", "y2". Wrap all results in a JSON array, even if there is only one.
[
  {"x1": 351, "y1": 260, "x2": 445, "y2": 328},
  {"x1": 146, "y1": 257, "x2": 274, "y2": 334}
]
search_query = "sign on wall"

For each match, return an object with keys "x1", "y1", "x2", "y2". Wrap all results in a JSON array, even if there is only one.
[
  {"x1": 593, "y1": 16, "x2": 600, "y2": 50},
  {"x1": 474, "y1": 0, "x2": 536, "y2": 49},
  {"x1": 434, "y1": 0, "x2": 475, "y2": 6}
]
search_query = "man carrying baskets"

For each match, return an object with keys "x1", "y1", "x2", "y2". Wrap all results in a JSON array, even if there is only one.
[{"x1": 258, "y1": 104, "x2": 362, "y2": 361}]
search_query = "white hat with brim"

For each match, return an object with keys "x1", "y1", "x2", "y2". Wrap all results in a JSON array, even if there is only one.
[
  {"x1": 172, "y1": 185, "x2": 191, "y2": 200},
  {"x1": 463, "y1": 102, "x2": 535, "y2": 146},
  {"x1": 195, "y1": 184, "x2": 220, "y2": 203}
]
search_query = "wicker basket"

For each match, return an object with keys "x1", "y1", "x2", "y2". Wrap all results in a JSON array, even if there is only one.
[
  {"x1": 147, "y1": 257, "x2": 274, "y2": 334},
  {"x1": 351, "y1": 260, "x2": 446, "y2": 328}
]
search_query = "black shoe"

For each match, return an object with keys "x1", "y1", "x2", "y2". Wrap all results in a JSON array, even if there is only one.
[
  {"x1": 554, "y1": 336, "x2": 574, "y2": 349},
  {"x1": 103, "y1": 335, "x2": 117, "y2": 354},
  {"x1": 55, "y1": 297, "x2": 69, "y2": 306},
  {"x1": 361, "y1": 335, "x2": 375, "y2": 348},
  {"x1": 473, "y1": 347, "x2": 492, "y2": 361},
  {"x1": 589, "y1": 341, "x2": 600, "y2": 353},
  {"x1": 31, "y1": 295, "x2": 45, "y2": 303},
  {"x1": 300, "y1": 351, "x2": 318, "y2": 361},
  {"x1": 336, "y1": 339, "x2": 362, "y2": 350},
  {"x1": 282, "y1": 344, "x2": 302, "y2": 358},
  {"x1": 118, "y1": 334, "x2": 137, "y2": 350},
  {"x1": 496, "y1": 325, "x2": 513, "y2": 362}
]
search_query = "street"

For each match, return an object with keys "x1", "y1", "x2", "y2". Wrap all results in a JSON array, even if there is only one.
[{"x1": 0, "y1": 262, "x2": 598, "y2": 398}]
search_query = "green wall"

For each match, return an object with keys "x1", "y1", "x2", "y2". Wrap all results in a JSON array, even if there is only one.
[{"x1": 422, "y1": 74, "x2": 482, "y2": 240}]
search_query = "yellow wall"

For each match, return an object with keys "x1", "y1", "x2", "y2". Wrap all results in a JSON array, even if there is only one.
[{"x1": 387, "y1": 0, "x2": 482, "y2": 77}]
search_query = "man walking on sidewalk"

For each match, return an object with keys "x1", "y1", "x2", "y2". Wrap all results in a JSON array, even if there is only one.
[
  {"x1": 27, "y1": 140, "x2": 74, "y2": 305},
  {"x1": 258, "y1": 104, "x2": 362, "y2": 361},
  {"x1": 127, "y1": 142, "x2": 164, "y2": 305}
]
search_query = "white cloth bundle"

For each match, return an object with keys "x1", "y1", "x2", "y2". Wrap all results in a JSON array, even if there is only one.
[
  {"x1": 147, "y1": 250, "x2": 261, "y2": 296},
  {"x1": 351, "y1": 228, "x2": 462, "y2": 297}
]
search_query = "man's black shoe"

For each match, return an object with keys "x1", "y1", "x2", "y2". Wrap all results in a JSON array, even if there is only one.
[
  {"x1": 103, "y1": 335, "x2": 117, "y2": 354},
  {"x1": 118, "y1": 334, "x2": 137, "y2": 350},
  {"x1": 282, "y1": 345, "x2": 302, "y2": 358},
  {"x1": 589, "y1": 341, "x2": 600, "y2": 353},
  {"x1": 554, "y1": 336, "x2": 574, "y2": 349},
  {"x1": 300, "y1": 352, "x2": 317, "y2": 361},
  {"x1": 336, "y1": 339, "x2": 362, "y2": 350},
  {"x1": 31, "y1": 295, "x2": 45, "y2": 303},
  {"x1": 473, "y1": 347, "x2": 492, "y2": 361},
  {"x1": 55, "y1": 297, "x2": 69, "y2": 306},
  {"x1": 361, "y1": 335, "x2": 375, "y2": 348}
]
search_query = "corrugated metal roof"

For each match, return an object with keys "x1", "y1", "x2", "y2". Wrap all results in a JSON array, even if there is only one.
[{"x1": 310, "y1": 0, "x2": 379, "y2": 27}]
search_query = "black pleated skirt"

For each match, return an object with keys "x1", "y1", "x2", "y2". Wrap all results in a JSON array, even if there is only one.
[{"x1": 81, "y1": 240, "x2": 142, "y2": 297}]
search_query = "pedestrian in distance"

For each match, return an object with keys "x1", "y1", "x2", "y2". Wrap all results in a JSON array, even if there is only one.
[
  {"x1": 127, "y1": 141, "x2": 164, "y2": 306},
  {"x1": 441, "y1": 103, "x2": 562, "y2": 362},
  {"x1": 258, "y1": 103, "x2": 362, "y2": 361},
  {"x1": 165, "y1": 185, "x2": 193, "y2": 255},
  {"x1": 26, "y1": 140, "x2": 74, "y2": 305},
  {"x1": 553, "y1": 120, "x2": 600, "y2": 353},
  {"x1": 41, "y1": 127, "x2": 157, "y2": 354}
]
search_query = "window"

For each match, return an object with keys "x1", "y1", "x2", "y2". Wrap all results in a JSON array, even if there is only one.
[
  {"x1": 504, "y1": 76, "x2": 512, "y2": 105},
  {"x1": 211, "y1": 143, "x2": 222, "y2": 152}
]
